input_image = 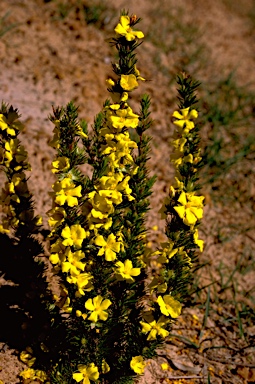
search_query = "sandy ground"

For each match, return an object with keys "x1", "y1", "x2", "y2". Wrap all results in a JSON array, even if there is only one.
[{"x1": 0, "y1": 0, "x2": 255, "y2": 383}]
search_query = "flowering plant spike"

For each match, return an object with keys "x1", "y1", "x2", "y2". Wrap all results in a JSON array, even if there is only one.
[{"x1": 0, "y1": 11, "x2": 204, "y2": 384}]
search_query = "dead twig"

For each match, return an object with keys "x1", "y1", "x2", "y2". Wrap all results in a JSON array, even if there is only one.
[
  {"x1": 205, "y1": 355, "x2": 255, "y2": 368},
  {"x1": 164, "y1": 375, "x2": 204, "y2": 380}
]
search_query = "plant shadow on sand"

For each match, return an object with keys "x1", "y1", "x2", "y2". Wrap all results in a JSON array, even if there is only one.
[{"x1": 0, "y1": 231, "x2": 69, "y2": 369}]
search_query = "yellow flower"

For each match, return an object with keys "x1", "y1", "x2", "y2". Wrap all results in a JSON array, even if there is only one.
[
  {"x1": 134, "y1": 65, "x2": 146, "y2": 81},
  {"x1": 101, "y1": 133, "x2": 137, "y2": 175},
  {"x1": 89, "y1": 189, "x2": 123, "y2": 215},
  {"x1": 47, "y1": 206, "x2": 66, "y2": 227},
  {"x1": 0, "y1": 114, "x2": 23, "y2": 136},
  {"x1": 148, "y1": 276, "x2": 167, "y2": 294},
  {"x1": 0, "y1": 222, "x2": 10, "y2": 234},
  {"x1": 76, "y1": 124, "x2": 88, "y2": 138},
  {"x1": 52, "y1": 156, "x2": 70, "y2": 174},
  {"x1": 140, "y1": 315, "x2": 169, "y2": 340},
  {"x1": 4, "y1": 139, "x2": 15, "y2": 164},
  {"x1": 183, "y1": 153, "x2": 193, "y2": 163},
  {"x1": 86, "y1": 213, "x2": 113, "y2": 231},
  {"x1": 52, "y1": 178, "x2": 82, "y2": 207},
  {"x1": 15, "y1": 145, "x2": 29, "y2": 166},
  {"x1": 88, "y1": 191, "x2": 115, "y2": 219},
  {"x1": 49, "y1": 239, "x2": 66, "y2": 265},
  {"x1": 20, "y1": 350, "x2": 36, "y2": 367},
  {"x1": 172, "y1": 107, "x2": 198, "y2": 132},
  {"x1": 8, "y1": 171, "x2": 26, "y2": 192},
  {"x1": 157, "y1": 295, "x2": 182, "y2": 318},
  {"x1": 61, "y1": 224, "x2": 88, "y2": 248},
  {"x1": 109, "y1": 106, "x2": 139, "y2": 129},
  {"x1": 161, "y1": 363, "x2": 169, "y2": 370},
  {"x1": 73, "y1": 363, "x2": 99, "y2": 384},
  {"x1": 117, "y1": 131, "x2": 137, "y2": 147},
  {"x1": 97, "y1": 172, "x2": 124, "y2": 190},
  {"x1": 130, "y1": 356, "x2": 146, "y2": 375},
  {"x1": 19, "y1": 368, "x2": 36, "y2": 380},
  {"x1": 34, "y1": 215, "x2": 43, "y2": 226},
  {"x1": 109, "y1": 104, "x2": 120, "y2": 110},
  {"x1": 19, "y1": 367, "x2": 47, "y2": 382},
  {"x1": 114, "y1": 15, "x2": 144, "y2": 41},
  {"x1": 67, "y1": 272, "x2": 93, "y2": 295},
  {"x1": 116, "y1": 174, "x2": 135, "y2": 201},
  {"x1": 49, "y1": 125, "x2": 60, "y2": 149},
  {"x1": 121, "y1": 91, "x2": 129, "y2": 101},
  {"x1": 98, "y1": 172, "x2": 134, "y2": 204},
  {"x1": 180, "y1": 249, "x2": 192, "y2": 267},
  {"x1": 172, "y1": 137, "x2": 187, "y2": 152},
  {"x1": 4, "y1": 139, "x2": 29, "y2": 169},
  {"x1": 173, "y1": 177, "x2": 184, "y2": 190},
  {"x1": 106, "y1": 78, "x2": 115, "y2": 87},
  {"x1": 85, "y1": 295, "x2": 112, "y2": 322},
  {"x1": 0, "y1": 114, "x2": 9, "y2": 130},
  {"x1": 170, "y1": 151, "x2": 193, "y2": 168},
  {"x1": 62, "y1": 248, "x2": 86, "y2": 275},
  {"x1": 76, "y1": 310, "x2": 87, "y2": 320},
  {"x1": 62, "y1": 294, "x2": 72, "y2": 313},
  {"x1": 120, "y1": 74, "x2": 138, "y2": 91},
  {"x1": 174, "y1": 191, "x2": 204, "y2": 226},
  {"x1": 193, "y1": 229, "x2": 204, "y2": 252},
  {"x1": 34, "y1": 370, "x2": 48, "y2": 382},
  {"x1": 94, "y1": 233, "x2": 123, "y2": 261},
  {"x1": 160, "y1": 241, "x2": 179, "y2": 261},
  {"x1": 99, "y1": 189, "x2": 123, "y2": 205},
  {"x1": 102, "y1": 360, "x2": 110, "y2": 374},
  {"x1": 114, "y1": 259, "x2": 140, "y2": 283}
]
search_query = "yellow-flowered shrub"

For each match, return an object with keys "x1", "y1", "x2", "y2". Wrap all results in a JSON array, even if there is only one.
[{"x1": 0, "y1": 10, "x2": 204, "y2": 384}]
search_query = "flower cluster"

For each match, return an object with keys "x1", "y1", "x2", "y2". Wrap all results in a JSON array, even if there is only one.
[
  {"x1": 86, "y1": 85, "x2": 142, "y2": 281},
  {"x1": 170, "y1": 103, "x2": 204, "y2": 233},
  {"x1": 19, "y1": 348, "x2": 49, "y2": 383},
  {"x1": 0, "y1": 105, "x2": 41, "y2": 234},
  {"x1": 141, "y1": 76, "x2": 204, "y2": 339},
  {"x1": 71, "y1": 14, "x2": 146, "y2": 299},
  {"x1": 47, "y1": 105, "x2": 116, "y2": 382},
  {"x1": 47, "y1": 114, "x2": 94, "y2": 305},
  {"x1": 138, "y1": 77, "x2": 205, "y2": 347},
  {"x1": 19, "y1": 368, "x2": 48, "y2": 383}
]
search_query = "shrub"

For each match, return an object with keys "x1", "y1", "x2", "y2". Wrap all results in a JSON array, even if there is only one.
[{"x1": 0, "y1": 11, "x2": 204, "y2": 384}]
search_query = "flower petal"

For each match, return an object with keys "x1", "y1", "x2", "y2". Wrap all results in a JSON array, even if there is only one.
[
  {"x1": 73, "y1": 372, "x2": 84, "y2": 382},
  {"x1": 85, "y1": 298, "x2": 94, "y2": 311}
]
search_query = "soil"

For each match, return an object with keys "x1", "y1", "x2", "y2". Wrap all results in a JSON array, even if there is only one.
[{"x1": 0, "y1": 0, "x2": 255, "y2": 383}]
